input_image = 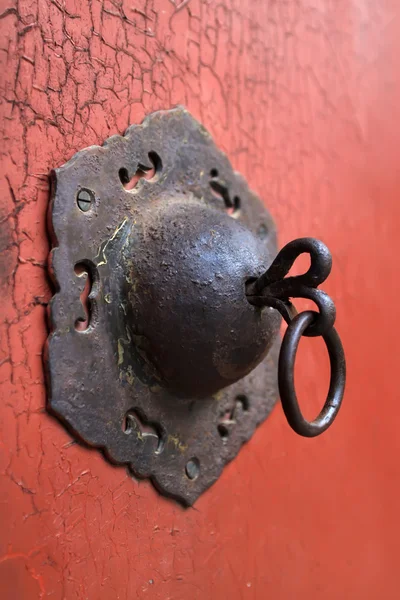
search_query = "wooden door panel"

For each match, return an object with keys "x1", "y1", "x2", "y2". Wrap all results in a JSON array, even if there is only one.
[{"x1": 1, "y1": 1, "x2": 399, "y2": 598}]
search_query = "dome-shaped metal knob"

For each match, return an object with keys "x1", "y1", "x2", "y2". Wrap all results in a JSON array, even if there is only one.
[{"x1": 127, "y1": 196, "x2": 280, "y2": 398}]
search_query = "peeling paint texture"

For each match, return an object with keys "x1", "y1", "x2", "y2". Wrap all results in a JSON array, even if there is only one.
[{"x1": 1, "y1": 1, "x2": 400, "y2": 598}]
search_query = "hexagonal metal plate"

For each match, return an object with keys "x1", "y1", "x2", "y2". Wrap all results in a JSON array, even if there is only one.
[{"x1": 46, "y1": 108, "x2": 280, "y2": 505}]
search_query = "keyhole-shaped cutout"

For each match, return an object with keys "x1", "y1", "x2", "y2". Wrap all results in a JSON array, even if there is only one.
[
  {"x1": 122, "y1": 409, "x2": 164, "y2": 454},
  {"x1": 119, "y1": 151, "x2": 162, "y2": 191},
  {"x1": 217, "y1": 394, "x2": 249, "y2": 441},
  {"x1": 74, "y1": 262, "x2": 92, "y2": 331},
  {"x1": 210, "y1": 168, "x2": 241, "y2": 217}
]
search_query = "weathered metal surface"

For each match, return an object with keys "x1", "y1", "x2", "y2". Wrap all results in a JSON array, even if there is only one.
[{"x1": 47, "y1": 107, "x2": 281, "y2": 505}]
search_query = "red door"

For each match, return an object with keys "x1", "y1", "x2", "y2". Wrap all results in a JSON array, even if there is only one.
[{"x1": 1, "y1": 1, "x2": 399, "y2": 598}]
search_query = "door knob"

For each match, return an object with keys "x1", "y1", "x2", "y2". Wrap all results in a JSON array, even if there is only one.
[{"x1": 47, "y1": 108, "x2": 345, "y2": 505}]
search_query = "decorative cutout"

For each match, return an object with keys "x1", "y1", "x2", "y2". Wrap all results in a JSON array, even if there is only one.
[
  {"x1": 210, "y1": 169, "x2": 241, "y2": 217},
  {"x1": 236, "y1": 394, "x2": 249, "y2": 412},
  {"x1": 217, "y1": 395, "x2": 250, "y2": 441},
  {"x1": 122, "y1": 409, "x2": 164, "y2": 454},
  {"x1": 74, "y1": 262, "x2": 92, "y2": 331},
  {"x1": 119, "y1": 151, "x2": 162, "y2": 190}
]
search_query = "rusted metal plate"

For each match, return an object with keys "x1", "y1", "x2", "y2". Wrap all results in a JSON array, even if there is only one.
[{"x1": 46, "y1": 108, "x2": 280, "y2": 505}]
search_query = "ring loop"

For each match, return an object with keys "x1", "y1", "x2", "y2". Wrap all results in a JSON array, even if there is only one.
[{"x1": 278, "y1": 311, "x2": 346, "y2": 437}]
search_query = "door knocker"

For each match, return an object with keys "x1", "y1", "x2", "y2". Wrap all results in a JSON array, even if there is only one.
[{"x1": 46, "y1": 108, "x2": 346, "y2": 505}]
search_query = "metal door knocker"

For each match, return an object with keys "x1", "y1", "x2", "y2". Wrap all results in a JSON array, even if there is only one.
[{"x1": 46, "y1": 108, "x2": 346, "y2": 505}]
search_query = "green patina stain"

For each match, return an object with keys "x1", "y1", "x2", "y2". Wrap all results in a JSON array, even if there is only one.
[
  {"x1": 95, "y1": 217, "x2": 129, "y2": 267},
  {"x1": 168, "y1": 434, "x2": 187, "y2": 453},
  {"x1": 117, "y1": 338, "x2": 125, "y2": 366}
]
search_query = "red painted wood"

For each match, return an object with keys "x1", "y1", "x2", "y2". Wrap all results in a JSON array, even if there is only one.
[{"x1": 1, "y1": 1, "x2": 399, "y2": 598}]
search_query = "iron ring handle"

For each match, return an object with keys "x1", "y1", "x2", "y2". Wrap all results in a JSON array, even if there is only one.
[{"x1": 278, "y1": 310, "x2": 346, "y2": 437}]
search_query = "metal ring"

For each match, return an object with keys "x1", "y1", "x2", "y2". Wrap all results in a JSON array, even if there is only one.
[{"x1": 278, "y1": 311, "x2": 346, "y2": 437}]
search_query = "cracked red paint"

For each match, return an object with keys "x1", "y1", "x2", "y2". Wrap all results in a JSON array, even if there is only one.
[{"x1": 1, "y1": 0, "x2": 400, "y2": 598}]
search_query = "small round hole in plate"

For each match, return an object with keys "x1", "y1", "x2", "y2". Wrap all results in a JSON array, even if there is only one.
[{"x1": 185, "y1": 457, "x2": 200, "y2": 480}]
